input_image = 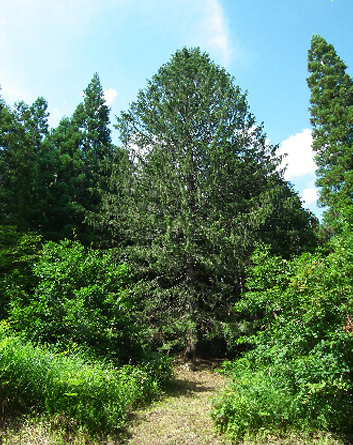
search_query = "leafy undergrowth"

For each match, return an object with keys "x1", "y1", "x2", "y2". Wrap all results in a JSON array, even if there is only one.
[
  {"x1": 0, "y1": 329, "x2": 171, "y2": 443},
  {"x1": 212, "y1": 235, "x2": 353, "y2": 444},
  {"x1": 0, "y1": 357, "x2": 349, "y2": 444},
  {"x1": 213, "y1": 365, "x2": 350, "y2": 445},
  {"x1": 120, "y1": 359, "x2": 347, "y2": 445}
]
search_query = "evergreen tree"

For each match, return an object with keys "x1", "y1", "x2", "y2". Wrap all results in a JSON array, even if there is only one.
[
  {"x1": 48, "y1": 73, "x2": 115, "y2": 242},
  {"x1": 307, "y1": 35, "x2": 353, "y2": 230},
  {"x1": 259, "y1": 176, "x2": 318, "y2": 257},
  {"x1": 109, "y1": 48, "x2": 316, "y2": 356},
  {"x1": 72, "y1": 72, "x2": 113, "y2": 214},
  {"x1": 15, "y1": 98, "x2": 52, "y2": 231},
  {"x1": 0, "y1": 95, "x2": 19, "y2": 226},
  {"x1": 0, "y1": 94, "x2": 50, "y2": 231}
]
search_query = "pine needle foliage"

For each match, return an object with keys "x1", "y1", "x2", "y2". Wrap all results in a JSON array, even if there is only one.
[
  {"x1": 107, "y1": 47, "x2": 317, "y2": 356},
  {"x1": 307, "y1": 35, "x2": 353, "y2": 232}
]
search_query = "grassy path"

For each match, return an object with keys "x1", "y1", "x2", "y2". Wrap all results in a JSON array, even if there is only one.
[{"x1": 123, "y1": 359, "x2": 230, "y2": 445}]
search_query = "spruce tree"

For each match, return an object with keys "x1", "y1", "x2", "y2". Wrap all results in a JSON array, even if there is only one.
[
  {"x1": 307, "y1": 35, "x2": 353, "y2": 230},
  {"x1": 0, "y1": 95, "x2": 50, "y2": 231},
  {"x1": 0, "y1": 95, "x2": 19, "y2": 225},
  {"x1": 48, "y1": 73, "x2": 115, "y2": 242},
  {"x1": 109, "y1": 48, "x2": 317, "y2": 356}
]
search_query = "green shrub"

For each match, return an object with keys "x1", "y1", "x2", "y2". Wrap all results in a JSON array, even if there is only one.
[
  {"x1": 9, "y1": 239, "x2": 142, "y2": 363},
  {"x1": 0, "y1": 328, "x2": 171, "y2": 435},
  {"x1": 213, "y1": 234, "x2": 353, "y2": 441},
  {"x1": 0, "y1": 226, "x2": 41, "y2": 318}
]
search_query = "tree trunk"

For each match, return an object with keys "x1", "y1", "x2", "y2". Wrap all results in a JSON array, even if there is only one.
[{"x1": 184, "y1": 330, "x2": 198, "y2": 361}]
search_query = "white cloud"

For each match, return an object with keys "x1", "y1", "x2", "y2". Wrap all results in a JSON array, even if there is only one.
[
  {"x1": 204, "y1": 0, "x2": 232, "y2": 66},
  {"x1": 128, "y1": 0, "x2": 235, "y2": 68},
  {"x1": 194, "y1": 0, "x2": 232, "y2": 67},
  {"x1": 278, "y1": 129, "x2": 316, "y2": 180},
  {"x1": 301, "y1": 187, "x2": 318, "y2": 204},
  {"x1": 104, "y1": 88, "x2": 118, "y2": 105},
  {"x1": 0, "y1": 81, "x2": 33, "y2": 105}
]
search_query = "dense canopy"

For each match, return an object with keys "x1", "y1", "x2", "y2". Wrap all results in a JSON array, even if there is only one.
[{"x1": 2, "y1": 38, "x2": 353, "y2": 443}]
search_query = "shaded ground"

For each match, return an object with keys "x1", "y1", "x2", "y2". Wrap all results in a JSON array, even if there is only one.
[{"x1": 123, "y1": 359, "x2": 231, "y2": 445}]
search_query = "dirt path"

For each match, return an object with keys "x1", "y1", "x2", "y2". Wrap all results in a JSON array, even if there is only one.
[{"x1": 123, "y1": 360, "x2": 231, "y2": 445}]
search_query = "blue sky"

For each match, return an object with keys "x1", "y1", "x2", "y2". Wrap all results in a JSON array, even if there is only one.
[{"x1": 0, "y1": 0, "x2": 352, "y2": 220}]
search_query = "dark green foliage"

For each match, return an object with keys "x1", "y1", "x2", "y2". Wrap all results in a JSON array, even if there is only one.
[
  {"x1": 0, "y1": 226, "x2": 41, "y2": 319},
  {"x1": 9, "y1": 239, "x2": 140, "y2": 363},
  {"x1": 213, "y1": 231, "x2": 353, "y2": 440},
  {"x1": 0, "y1": 75, "x2": 115, "y2": 243},
  {"x1": 45, "y1": 116, "x2": 85, "y2": 240},
  {"x1": 106, "y1": 47, "x2": 317, "y2": 356},
  {"x1": 87, "y1": 143, "x2": 132, "y2": 248},
  {"x1": 307, "y1": 35, "x2": 353, "y2": 232},
  {"x1": 71, "y1": 73, "x2": 114, "y2": 219},
  {"x1": 45, "y1": 73, "x2": 115, "y2": 243},
  {"x1": 0, "y1": 96, "x2": 52, "y2": 232},
  {"x1": 259, "y1": 178, "x2": 318, "y2": 258}
]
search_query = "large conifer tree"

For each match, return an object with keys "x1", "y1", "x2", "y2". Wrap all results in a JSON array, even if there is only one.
[
  {"x1": 0, "y1": 94, "x2": 50, "y2": 231},
  {"x1": 48, "y1": 73, "x2": 115, "y2": 242},
  {"x1": 107, "y1": 48, "x2": 316, "y2": 356},
  {"x1": 307, "y1": 35, "x2": 353, "y2": 230}
]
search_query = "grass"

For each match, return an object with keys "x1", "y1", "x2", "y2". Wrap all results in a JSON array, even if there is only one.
[
  {"x1": 229, "y1": 431, "x2": 350, "y2": 445},
  {"x1": 0, "y1": 332, "x2": 171, "y2": 442},
  {"x1": 0, "y1": 347, "x2": 350, "y2": 444},
  {"x1": 123, "y1": 359, "x2": 349, "y2": 445},
  {"x1": 2, "y1": 416, "x2": 347, "y2": 445},
  {"x1": 1, "y1": 415, "x2": 94, "y2": 445},
  {"x1": 123, "y1": 359, "x2": 231, "y2": 445}
]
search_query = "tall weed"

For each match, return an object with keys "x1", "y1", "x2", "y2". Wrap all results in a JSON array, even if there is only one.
[{"x1": 0, "y1": 329, "x2": 171, "y2": 435}]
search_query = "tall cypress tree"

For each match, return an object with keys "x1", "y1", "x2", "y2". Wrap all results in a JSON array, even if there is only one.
[
  {"x1": 48, "y1": 73, "x2": 115, "y2": 242},
  {"x1": 0, "y1": 95, "x2": 50, "y2": 231},
  {"x1": 307, "y1": 35, "x2": 353, "y2": 230},
  {"x1": 109, "y1": 48, "x2": 316, "y2": 356},
  {"x1": 0, "y1": 95, "x2": 20, "y2": 226},
  {"x1": 72, "y1": 72, "x2": 113, "y2": 197}
]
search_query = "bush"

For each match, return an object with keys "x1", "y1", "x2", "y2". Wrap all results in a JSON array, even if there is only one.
[
  {"x1": 0, "y1": 327, "x2": 171, "y2": 435},
  {"x1": 0, "y1": 226, "x2": 41, "y2": 318},
  {"x1": 9, "y1": 239, "x2": 142, "y2": 363},
  {"x1": 213, "y1": 235, "x2": 353, "y2": 441}
]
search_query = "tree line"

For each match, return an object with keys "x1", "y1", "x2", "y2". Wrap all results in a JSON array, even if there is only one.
[
  {"x1": 1, "y1": 34, "x2": 353, "y2": 441},
  {"x1": 0, "y1": 48, "x2": 318, "y2": 356}
]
